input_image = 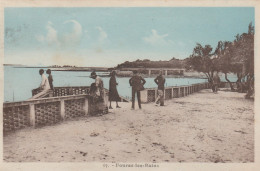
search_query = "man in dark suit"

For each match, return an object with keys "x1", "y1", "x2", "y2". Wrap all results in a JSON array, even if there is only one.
[{"x1": 129, "y1": 70, "x2": 146, "y2": 109}]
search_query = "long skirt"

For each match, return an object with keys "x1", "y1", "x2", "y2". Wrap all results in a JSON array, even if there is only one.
[{"x1": 109, "y1": 87, "x2": 121, "y2": 101}]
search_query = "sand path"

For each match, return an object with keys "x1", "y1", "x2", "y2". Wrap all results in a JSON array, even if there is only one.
[{"x1": 3, "y1": 89, "x2": 254, "y2": 162}]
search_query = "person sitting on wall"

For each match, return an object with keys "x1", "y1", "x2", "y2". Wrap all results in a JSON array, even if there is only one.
[
  {"x1": 154, "y1": 70, "x2": 166, "y2": 106},
  {"x1": 46, "y1": 69, "x2": 54, "y2": 90},
  {"x1": 31, "y1": 69, "x2": 51, "y2": 99},
  {"x1": 129, "y1": 70, "x2": 146, "y2": 110}
]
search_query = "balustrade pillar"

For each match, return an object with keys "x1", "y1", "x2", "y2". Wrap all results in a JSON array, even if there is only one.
[
  {"x1": 83, "y1": 97, "x2": 89, "y2": 115},
  {"x1": 140, "y1": 90, "x2": 148, "y2": 103},
  {"x1": 29, "y1": 104, "x2": 35, "y2": 127},
  {"x1": 148, "y1": 70, "x2": 151, "y2": 76},
  {"x1": 60, "y1": 100, "x2": 65, "y2": 120}
]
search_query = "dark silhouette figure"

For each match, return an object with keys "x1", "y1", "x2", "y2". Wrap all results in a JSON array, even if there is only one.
[
  {"x1": 129, "y1": 70, "x2": 146, "y2": 109},
  {"x1": 46, "y1": 69, "x2": 54, "y2": 90},
  {"x1": 109, "y1": 71, "x2": 121, "y2": 109}
]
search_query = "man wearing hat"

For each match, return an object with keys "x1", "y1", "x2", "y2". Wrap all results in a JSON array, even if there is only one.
[
  {"x1": 90, "y1": 71, "x2": 108, "y2": 114},
  {"x1": 90, "y1": 71, "x2": 105, "y2": 100}
]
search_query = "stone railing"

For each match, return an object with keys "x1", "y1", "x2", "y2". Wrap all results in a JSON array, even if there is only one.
[
  {"x1": 32, "y1": 86, "x2": 90, "y2": 97},
  {"x1": 32, "y1": 86, "x2": 129, "y2": 102},
  {"x1": 140, "y1": 82, "x2": 210, "y2": 103},
  {"x1": 4, "y1": 82, "x2": 233, "y2": 132},
  {"x1": 3, "y1": 94, "x2": 92, "y2": 132}
]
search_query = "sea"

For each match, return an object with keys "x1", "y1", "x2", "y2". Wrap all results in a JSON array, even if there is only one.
[{"x1": 3, "y1": 66, "x2": 237, "y2": 102}]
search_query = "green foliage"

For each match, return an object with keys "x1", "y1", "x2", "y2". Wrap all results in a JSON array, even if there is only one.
[
  {"x1": 187, "y1": 22, "x2": 254, "y2": 84},
  {"x1": 186, "y1": 43, "x2": 215, "y2": 81},
  {"x1": 216, "y1": 22, "x2": 254, "y2": 76},
  {"x1": 116, "y1": 58, "x2": 186, "y2": 69}
]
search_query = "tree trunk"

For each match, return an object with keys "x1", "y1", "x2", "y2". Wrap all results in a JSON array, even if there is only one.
[
  {"x1": 245, "y1": 75, "x2": 254, "y2": 99},
  {"x1": 225, "y1": 73, "x2": 235, "y2": 91},
  {"x1": 204, "y1": 72, "x2": 211, "y2": 83},
  {"x1": 236, "y1": 72, "x2": 243, "y2": 92}
]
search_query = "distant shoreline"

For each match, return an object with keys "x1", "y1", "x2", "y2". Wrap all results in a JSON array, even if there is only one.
[{"x1": 4, "y1": 65, "x2": 208, "y2": 79}]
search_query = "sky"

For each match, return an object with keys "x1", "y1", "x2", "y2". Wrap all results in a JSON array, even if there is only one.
[{"x1": 4, "y1": 7, "x2": 254, "y2": 67}]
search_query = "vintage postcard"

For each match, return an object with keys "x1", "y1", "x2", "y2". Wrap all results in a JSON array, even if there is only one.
[{"x1": 0, "y1": 0, "x2": 259, "y2": 170}]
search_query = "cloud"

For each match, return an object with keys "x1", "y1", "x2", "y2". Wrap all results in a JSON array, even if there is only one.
[
  {"x1": 96, "y1": 26, "x2": 108, "y2": 43},
  {"x1": 143, "y1": 29, "x2": 173, "y2": 46},
  {"x1": 62, "y1": 20, "x2": 82, "y2": 46},
  {"x1": 36, "y1": 20, "x2": 83, "y2": 48},
  {"x1": 36, "y1": 21, "x2": 59, "y2": 46}
]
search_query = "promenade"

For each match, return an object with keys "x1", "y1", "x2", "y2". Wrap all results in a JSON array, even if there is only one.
[{"x1": 3, "y1": 89, "x2": 254, "y2": 162}]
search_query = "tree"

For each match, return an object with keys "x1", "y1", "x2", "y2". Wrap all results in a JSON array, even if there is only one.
[
  {"x1": 230, "y1": 23, "x2": 254, "y2": 93},
  {"x1": 186, "y1": 43, "x2": 215, "y2": 82},
  {"x1": 214, "y1": 41, "x2": 235, "y2": 90},
  {"x1": 215, "y1": 22, "x2": 254, "y2": 96}
]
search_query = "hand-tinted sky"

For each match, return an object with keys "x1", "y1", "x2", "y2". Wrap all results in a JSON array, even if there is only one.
[{"x1": 4, "y1": 7, "x2": 254, "y2": 67}]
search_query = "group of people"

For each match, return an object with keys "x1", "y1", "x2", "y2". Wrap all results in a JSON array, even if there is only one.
[
  {"x1": 88, "y1": 70, "x2": 166, "y2": 112},
  {"x1": 32, "y1": 69, "x2": 54, "y2": 98},
  {"x1": 34, "y1": 68, "x2": 166, "y2": 113},
  {"x1": 99, "y1": 70, "x2": 165, "y2": 110}
]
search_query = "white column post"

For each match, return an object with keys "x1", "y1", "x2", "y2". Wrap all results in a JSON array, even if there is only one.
[
  {"x1": 29, "y1": 104, "x2": 35, "y2": 127},
  {"x1": 60, "y1": 100, "x2": 65, "y2": 120},
  {"x1": 83, "y1": 97, "x2": 89, "y2": 115},
  {"x1": 140, "y1": 90, "x2": 148, "y2": 103}
]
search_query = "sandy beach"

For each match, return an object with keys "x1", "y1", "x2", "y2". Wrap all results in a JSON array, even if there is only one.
[{"x1": 3, "y1": 89, "x2": 254, "y2": 163}]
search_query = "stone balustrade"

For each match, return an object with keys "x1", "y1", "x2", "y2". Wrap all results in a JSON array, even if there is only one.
[
  {"x1": 140, "y1": 82, "x2": 211, "y2": 103},
  {"x1": 3, "y1": 94, "x2": 91, "y2": 132},
  {"x1": 4, "y1": 82, "x2": 235, "y2": 132}
]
